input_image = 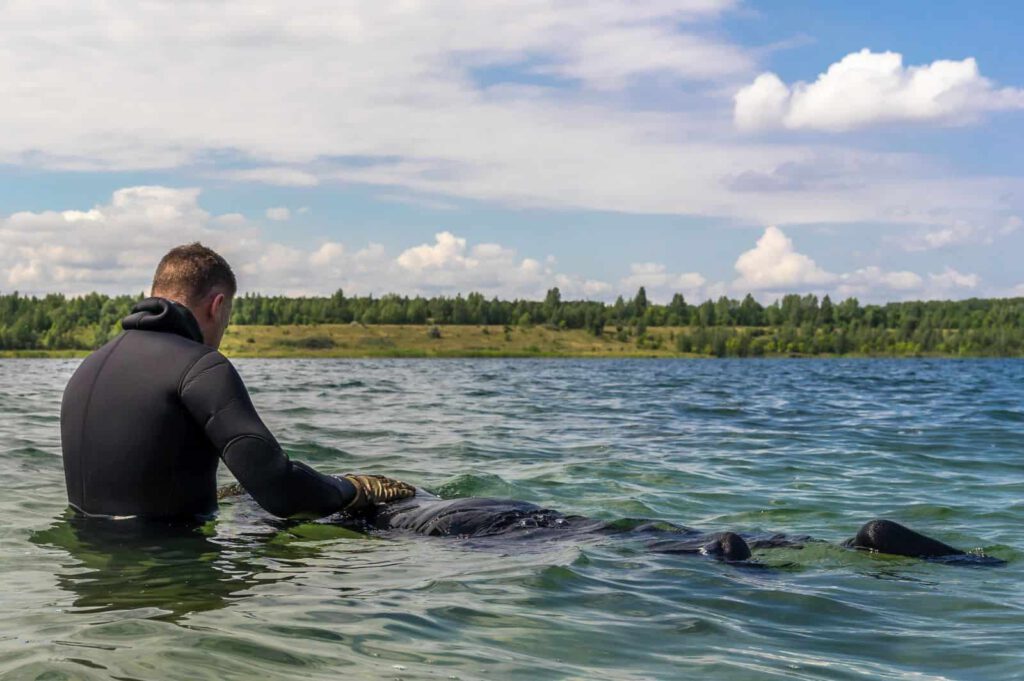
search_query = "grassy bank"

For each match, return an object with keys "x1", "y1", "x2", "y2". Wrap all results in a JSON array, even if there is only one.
[
  {"x1": 218, "y1": 324, "x2": 685, "y2": 358},
  {"x1": 0, "y1": 324, "x2": 678, "y2": 359},
  {"x1": 0, "y1": 324, "x2": 1015, "y2": 359},
  {"x1": 0, "y1": 349, "x2": 90, "y2": 359}
]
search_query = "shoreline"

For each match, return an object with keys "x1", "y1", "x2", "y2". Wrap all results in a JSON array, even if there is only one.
[
  {"x1": 2, "y1": 323, "x2": 1021, "y2": 359},
  {"x1": 0, "y1": 352, "x2": 1016, "y2": 361}
]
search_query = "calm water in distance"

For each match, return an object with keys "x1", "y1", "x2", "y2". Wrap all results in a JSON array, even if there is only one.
[{"x1": 0, "y1": 358, "x2": 1022, "y2": 680}]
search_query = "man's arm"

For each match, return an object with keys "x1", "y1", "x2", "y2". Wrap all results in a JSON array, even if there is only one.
[{"x1": 180, "y1": 351, "x2": 358, "y2": 518}]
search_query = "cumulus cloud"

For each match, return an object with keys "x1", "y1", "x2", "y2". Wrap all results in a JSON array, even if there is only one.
[
  {"x1": 620, "y1": 263, "x2": 707, "y2": 302},
  {"x1": 730, "y1": 227, "x2": 980, "y2": 302},
  {"x1": 734, "y1": 73, "x2": 792, "y2": 133},
  {"x1": 899, "y1": 222, "x2": 980, "y2": 251},
  {"x1": 893, "y1": 213, "x2": 1023, "y2": 252},
  {"x1": 564, "y1": 277, "x2": 614, "y2": 299},
  {"x1": 733, "y1": 226, "x2": 836, "y2": 291},
  {"x1": 0, "y1": 188, "x2": 997, "y2": 305},
  {"x1": 0, "y1": 3, "x2": 1020, "y2": 233},
  {"x1": 927, "y1": 267, "x2": 979, "y2": 290},
  {"x1": 834, "y1": 266, "x2": 978, "y2": 300},
  {"x1": 0, "y1": 187, "x2": 611, "y2": 300},
  {"x1": 735, "y1": 49, "x2": 1024, "y2": 132},
  {"x1": 396, "y1": 232, "x2": 474, "y2": 271},
  {"x1": 265, "y1": 207, "x2": 291, "y2": 221},
  {"x1": 0, "y1": 186, "x2": 239, "y2": 292},
  {"x1": 834, "y1": 267, "x2": 922, "y2": 297},
  {"x1": 391, "y1": 233, "x2": 612, "y2": 299}
]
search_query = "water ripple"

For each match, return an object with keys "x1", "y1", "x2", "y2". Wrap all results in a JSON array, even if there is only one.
[{"x1": 1, "y1": 358, "x2": 1022, "y2": 680}]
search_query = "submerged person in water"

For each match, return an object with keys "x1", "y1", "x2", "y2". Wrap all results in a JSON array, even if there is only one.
[{"x1": 220, "y1": 483, "x2": 995, "y2": 564}]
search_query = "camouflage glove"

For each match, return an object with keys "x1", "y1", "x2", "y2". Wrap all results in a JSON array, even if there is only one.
[
  {"x1": 217, "y1": 481, "x2": 245, "y2": 500},
  {"x1": 342, "y1": 474, "x2": 416, "y2": 511}
]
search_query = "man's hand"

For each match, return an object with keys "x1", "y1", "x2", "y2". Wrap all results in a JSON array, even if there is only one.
[
  {"x1": 342, "y1": 474, "x2": 416, "y2": 511},
  {"x1": 217, "y1": 481, "x2": 245, "y2": 500}
]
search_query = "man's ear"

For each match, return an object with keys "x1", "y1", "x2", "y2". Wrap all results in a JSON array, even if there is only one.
[{"x1": 209, "y1": 292, "x2": 226, "y2": 320}]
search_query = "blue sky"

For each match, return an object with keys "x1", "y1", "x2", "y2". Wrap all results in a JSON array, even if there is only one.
[{"x1": 0, "y1": 1, "x2": 1021, "y2": 303}]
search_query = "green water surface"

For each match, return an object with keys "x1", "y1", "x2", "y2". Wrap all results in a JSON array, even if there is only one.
[{"x1": 0, "y1": 359, "x2": 1021, "y2": 680}]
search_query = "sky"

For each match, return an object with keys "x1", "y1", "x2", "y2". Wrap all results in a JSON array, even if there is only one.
[{"x1": 1, "y1": 0, "x2": 1022, "y2": 304}]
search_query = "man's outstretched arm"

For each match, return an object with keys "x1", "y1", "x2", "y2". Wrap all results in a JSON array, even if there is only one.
[{"x1": 180, "y1": 351, "x2": 358, "y2": 518}]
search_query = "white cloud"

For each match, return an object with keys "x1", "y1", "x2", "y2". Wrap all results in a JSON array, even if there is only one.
[
  {"x1": 214, "y1": 213, "x2": 247, "y2": 226},
  {"x1": 833, "y1": 266, "x2": 979, "y2": 300},
  {"x1": 397, "y1": 232, "x2": 473, "y2": 271},
  {"x1": 620, "y1": 263, "x2": 707, "y2": 302},
  {"x1": 218, "y1": 168, "x2": 321, "y2": 187},
  {"x1": 544, "y1": 23, "x2": 752, "y2": 89},
  {"x1": 899, "y1": 222, "x2": 980, "y2": 251},
  {"x1": 0, "y1": 188, "x2": 998, "y2": 305},
  {"x1": 0, "y1": 186, "x2": 229, "y2": 292},
  {"x1": 734, "y1": 73, "x2": 792, "y2": 132},
  {"x1": 0, "y1": 1, "x2": 747, "y2": 178},
  {"x1": 589, "y1": 228, "x2": 983, "y2": 304},
  {"x1": 729, "y1": 227, "x2": 980, "y2": 302},
  {"x1": 0, "y1": 3, "x2": 1019, "y2": 235},
  {"x1": 733, "y1": 226, "x2": 836, "y2": 291},
  {"x1": 309, "y1": 242, "x2": 345, "y2": 268},
  {"x1": 834, "y1": 266, "x2": 923, "y2": 298},
  {"x1": 928, "y1": 267, "x2": 979, "y2": 290},
  {"x1": 265, "y1": 207, "x2": 291, "y2": 221},
  {"x1": 391, "y1": 232, "x2": 611, "y2": 299},
  {"x1": 893, "y1": 213, "x2": 1024, "y2": 251},
  {"x1": 0, "y1": 187, "x2": 611, "y2": 300},
  {"x1": 580, "y1": 279, "x2": 614, "y2": 297},
  {"x1": 375, "y1": 193, "x2": 459, "y2": 212},
  {"x1": 735, "y1": 49, "x2": 1024, "y2": 132}
]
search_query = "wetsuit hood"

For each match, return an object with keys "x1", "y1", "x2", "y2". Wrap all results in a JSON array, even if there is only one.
[{"x1": 121, "y1": 297, "x2": 204, "y2": 344}]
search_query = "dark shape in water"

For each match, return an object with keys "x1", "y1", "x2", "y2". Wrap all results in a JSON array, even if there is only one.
[
  {"x1": 841, "y1": 518, "x2": 964, "y2": 558},
  {"x1": 232, "y1": 487, "x2": 1006, "y2": 566}
]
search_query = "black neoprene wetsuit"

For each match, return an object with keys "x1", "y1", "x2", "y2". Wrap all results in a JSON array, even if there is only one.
[
  {"x1": 60, "y1": 297, "x2": 356, "y2": 520},
  {"x1": 362, "y1": 494, "x2": 758, "y2": 560},
  {"x1": 215, "y1": 482, "x2": 998, "y2": 564},
  {"x1": 329, "y1": 492, "x2": 980, "y2": 564}
]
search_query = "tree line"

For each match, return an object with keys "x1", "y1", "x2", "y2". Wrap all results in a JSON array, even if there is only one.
[{"x1": 2, "y1": 288, "x2": 1024, "y2": 356}]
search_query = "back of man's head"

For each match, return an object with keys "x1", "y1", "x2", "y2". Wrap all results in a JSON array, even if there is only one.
[{"x1": 152, "y1": 243, "x2": 237, "y2": 306}]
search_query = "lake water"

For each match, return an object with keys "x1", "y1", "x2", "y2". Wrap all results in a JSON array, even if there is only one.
[{"x1": 0, "y1": 358, "x2": 1021, "y2": 680}]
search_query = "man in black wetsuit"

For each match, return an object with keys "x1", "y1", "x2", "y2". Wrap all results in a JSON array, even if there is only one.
[{"x1": 61, "y1": 243, "x2": 413, "y2": 521}]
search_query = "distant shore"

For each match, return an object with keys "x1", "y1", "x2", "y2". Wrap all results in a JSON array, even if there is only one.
[
  {"x1": 0, "y1": 324, "x2": 1015, "y2": 359},
  {"x1": 4, "y1": 290, "x2": 1022, "y2": 358}
]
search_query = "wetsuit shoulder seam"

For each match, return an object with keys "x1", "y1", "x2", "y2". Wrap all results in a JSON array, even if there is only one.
[
  {"x1": 177, "y1": 348, "x2": 222, "y2": 397},
  {"x1": 76, "y1": 332, "x2": 129, "y2": 511}
]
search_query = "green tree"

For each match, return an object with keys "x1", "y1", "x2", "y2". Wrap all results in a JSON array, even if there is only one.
[{"x1": 633, "y1": 287, "x2": 649, "y2": 318}]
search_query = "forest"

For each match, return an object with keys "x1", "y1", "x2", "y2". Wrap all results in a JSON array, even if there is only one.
[{"x1": 1, "y1": 288, "x2": 1023, "y2": 357}]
